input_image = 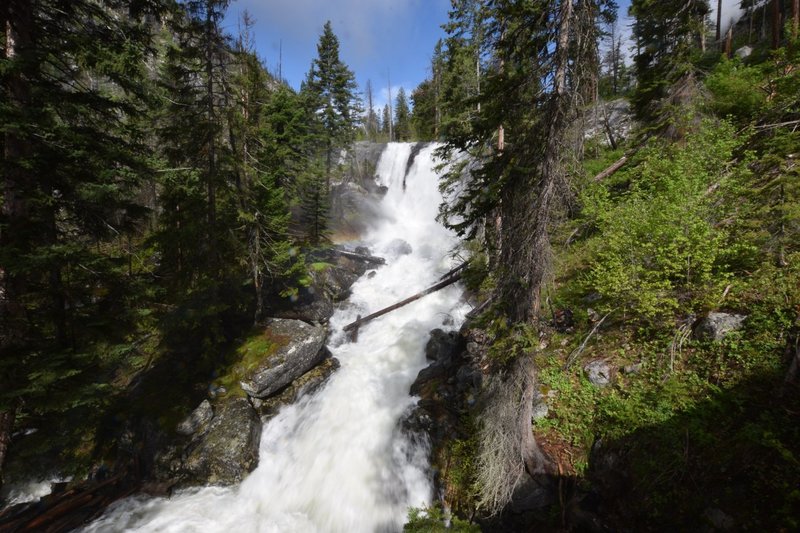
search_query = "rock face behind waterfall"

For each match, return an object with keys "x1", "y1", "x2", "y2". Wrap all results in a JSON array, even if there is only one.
[
  {"x1": 328, "y1": 141, "x2": 388, "y2": 239},
  {"x1": 240, "y1": 318, "x2": 328, "y2": 399}
]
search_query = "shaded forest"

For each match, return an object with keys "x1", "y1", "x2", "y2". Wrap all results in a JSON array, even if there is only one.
[{"x1": 2, "y1": 0, "x2": 800, "y2": 531}]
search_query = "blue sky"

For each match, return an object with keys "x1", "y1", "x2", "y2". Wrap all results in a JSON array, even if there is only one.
[
  {"x1": 224, "y1": 0, "x2": 743, "y2": 111},
  {"x1": 224, "y1": 0, "x2": 451, "y2": 110}
]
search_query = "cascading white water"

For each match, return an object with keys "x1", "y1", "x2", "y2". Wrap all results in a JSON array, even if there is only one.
[{"x1": 82, "y1": 142, "x2": 467, "y2": 533}]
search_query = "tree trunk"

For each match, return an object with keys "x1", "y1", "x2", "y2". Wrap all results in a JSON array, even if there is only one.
[
  {"x1": 725, "y1": 27, "x2": 733, "y2": 58},
  {"x1": 716, "y1": 0, "x2": 723, "y2": 43},
  {"x1": 204, "y1": 2, "x2": 217, "y2": 250},
  {"x1": 0, "y1": 407, "x2": 16, "y2": 492},
  {"x1": 1, "y1": 0, "x2": 33, "y2": 488},
  {"x1": 793, "y1": 0, "x2": 799, "y2": 39},
  {"x1": 773, "y1": 0, "x2": 782, "y2": 49}
]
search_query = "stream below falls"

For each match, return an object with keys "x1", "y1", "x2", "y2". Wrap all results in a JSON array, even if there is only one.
[{"x1": 82, "y1": 142, "x2": 469, "y2": 532}]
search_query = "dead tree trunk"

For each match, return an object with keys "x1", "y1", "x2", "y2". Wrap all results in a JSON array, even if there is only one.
[
  {"x1": 343, "y1": 271, "x2": 463, "y2": 332},
  {"x1": 335, "y1": 249, "x2": 386, "y2": 265},
  {"x1": 593, "y1": 154, "x2": 629, "y2": 181},
  {"x1": 773, "y1": 0, "x2": 782, "y2": 49}
]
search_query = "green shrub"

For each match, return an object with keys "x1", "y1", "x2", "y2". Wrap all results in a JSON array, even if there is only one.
[
  {"x1": 705, "y1": 57, "x2": 766, "y2": 121},
  {"x1": 404, "y1": 506, "x2": 481, "y2": 532},
  {"x1": 582, "y1": 119, "x2": 741, "y2": 322}
]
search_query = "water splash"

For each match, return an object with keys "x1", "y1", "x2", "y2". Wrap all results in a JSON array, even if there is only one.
[{"x1": 83, "y1": 143, "x2": 467, "y2": 532}]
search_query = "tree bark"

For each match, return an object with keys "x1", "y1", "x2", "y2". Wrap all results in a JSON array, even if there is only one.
[
  {"x1": 343, "y1": 271, "x2": 462, "y2": 332},
  {"x1": 716, "y1": 0, "x2": 723, "y2": 43},
  {"x1": 0, "y1": 407, "x2": 15, "y2": 492},
  {"x1": 204, "y1": 1, "x2": 218, "y2": 248},
  {"x1": 793, "y1": 0, "x2": 800, "y2": 39},
  {"x1": 773, "y1": 0, "x2": 782, "y2": 49},
  {"x1": 593, "y1": 154, "x2": 629, "y2": 181},
  {"x1": 1, "y1": 0, "x2": 33, "y2": 488}
]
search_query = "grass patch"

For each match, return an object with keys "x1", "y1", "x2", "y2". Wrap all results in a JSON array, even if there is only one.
[{"x1": 213, "y1": 328, "x2": 286, "y2": 396}]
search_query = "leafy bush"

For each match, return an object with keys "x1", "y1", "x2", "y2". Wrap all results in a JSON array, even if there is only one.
[
  {"x1": 705, "y1": 57, "x2": 766, "y2": 121},
  {"x1": 582, "y1": 119, "x2": 742, "y2": 321},
  {"x1": 404, "y1": 506, "x2": 481, "y2": 532}
]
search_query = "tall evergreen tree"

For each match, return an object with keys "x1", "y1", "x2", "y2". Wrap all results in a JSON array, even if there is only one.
[
  {"x1": 228, "y1": 14, "x2": 302, "y2": 321},
  {"x1": 394, "y1": 87, "x2": 412, "y2": 141},
  {"x1": 0, "y1": 0, "x2": 163, "y2": 485},
  {"x1": 302, "y1": 21, "x2": 361, "y2": 189},
  {"x1": 629, "y1": 0, "x2": 710, "y2": 124},
  {"x1": 437, "y1": 0, "x2": 616, "y2": 514},
  {"x1": 381, "y1": 104, "x2": 392, "y2": 140}
]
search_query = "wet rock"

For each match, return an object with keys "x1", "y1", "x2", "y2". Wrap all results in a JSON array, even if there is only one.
[
  {"x1": 584, "y1": 360, "x2": 613, "y2": 387},
  {"x1": 240, "y1": 319, "x2": 328, "y2": 399},
  {"x1": 694, "y1": 312, "x2": 746, "y2": 342},
  {"x1": 176, "y1": 400, "x2": 213, "y2": 436},
  {"x1": 329, "y1": 181, "x2": 383, "y2": 237},
  {"x1": 181, "y1": 397, "x2": 261, "y2": 486},
  {"x1": 367, "y1": 270, "x2": 377, "y2": 279},
  {"x1": 354, "y1": 245, "x2": 371, "y2": 256},
  {"x1": 425, "y1": 329, "x2": 459, "y2": 362},
  {"x1": 268, "y1": 247, "x2": 367, "y2": 323},
  {"x1": 386, "y1": 238, "x2": 412, "y2": 256},
  {"x1": 254, "y1": 357, "x2": 340, "y2": 419}
]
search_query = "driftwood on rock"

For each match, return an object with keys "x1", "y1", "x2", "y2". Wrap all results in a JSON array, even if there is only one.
[
  {"x1": 343, "y1": 269, "x2": 464, "y2": 333},
  {"x1": 335, "y1": 249, "x2": 386, "y2": 265}
]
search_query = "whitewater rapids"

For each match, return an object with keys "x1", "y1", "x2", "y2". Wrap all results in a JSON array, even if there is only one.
[{"x1": 82, "y1": 143, "x2": 468, "y2": 532}]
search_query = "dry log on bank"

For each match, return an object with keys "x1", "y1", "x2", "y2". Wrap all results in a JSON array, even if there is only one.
[
  {"x1": 592, "y1": 154, "x2": 628, "y2": 182},
  {"x1": 343, "y1": 271, "x2": 464, "y2": 333}
]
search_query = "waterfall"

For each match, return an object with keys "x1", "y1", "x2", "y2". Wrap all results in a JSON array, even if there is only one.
[{"x1": 82, "y1": 142, "x2": 468, "y2": 532}]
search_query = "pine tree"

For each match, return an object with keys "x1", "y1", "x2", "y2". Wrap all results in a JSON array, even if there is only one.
[
  {"x1": 437, "y1": 0, "x2": 616, "y2": 513},
  {"x1": 411, "y1": 79, "x2": 437, "y2": 140},
  {"x1": 0, "y1": 0, "x2": 163, "y2": 485},
  {"x1": 228, "y1": 14, "x2": 302, "y2": 321},
  {"x1": 630, "y1": 0, "x2": 710, "y2": 124},
  {"x1": 382, "y1": 104, "x2": 392, "y2": 140},
  {"x1": 302, "y1": 21, "x2": 361, "y2": 189},
  {"x1": 394, "y1": 87, "x2": 412, "y2": 141}
]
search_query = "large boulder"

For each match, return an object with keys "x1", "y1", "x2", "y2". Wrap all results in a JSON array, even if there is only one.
[
  {"x1": 425, "y1": 328, "x2": 460, "y2": 362},
  {"x1": 694, "y1": 312, "x2": 746, "y2": 342},
  {"x1": 269, "y1": 249, "x2": 367, "y2": 323},
  {"x1": 240, "y1": 319, "x2": 328, "y2": 399},
  {"x1": 176, "y1": 400, "x2": 213, "y2": 436},
  {"x1": 584, "y1": 360, "x2": 613, "y2": 387},
  {"x1": 252, "y1": 357, "x2": 340, "y2": 419},
  {"x1": 179, "y1": 397, "x2": 261, "y2": 486}
]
